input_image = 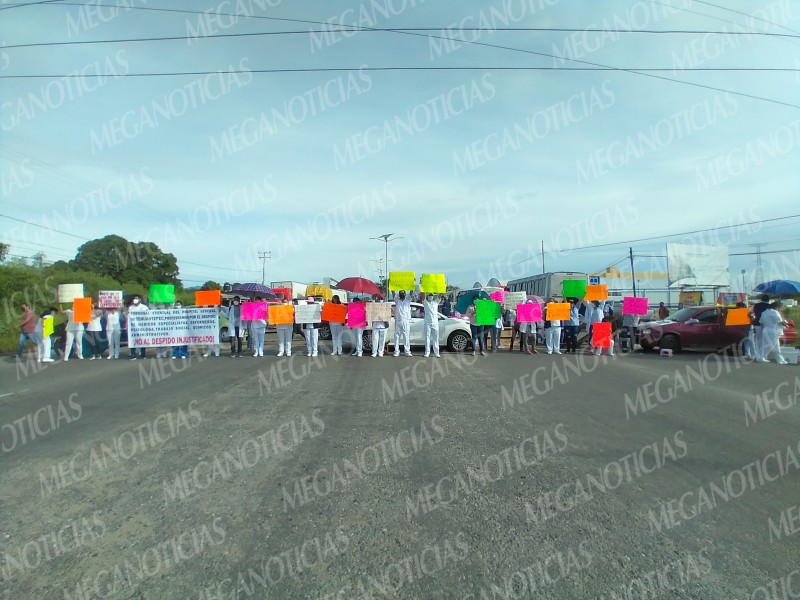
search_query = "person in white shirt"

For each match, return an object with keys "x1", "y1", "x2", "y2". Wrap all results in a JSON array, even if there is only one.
[
  {"x1": 348, "y1": 298, "x2": 365, "y2": 357},
  {"x1": 419, "y1": 293, "x2": 441, "y2": 358},
  {"x1": 127, "y1": 296, "x2": 149, "y2": 360},
  {"x1": 203, "y1": 304, "x2": 222, "y2": 357},
  {"x1": 758, "y1": 301, "x2": 789, "y2": 364},
  {"x1": 86, "y1": 303, "x2": 104, "y2": 360},
  {"x1": 249, "y1": 296, "x2": 267, "y2": 358},
  {"x1": 392, "y1": 290, "x2": 412, "y2": 357},
  {"x1": 59, "y1": 303, "x2": 85, "y2": 361},
  {"x1": 105, "y1": 306, "x2": 122, "y2": 359},
  {"x1": 329, "y1": 295, "x2": 345, "y2": 356},
  {"x1": 587, "y1": 300, "x2": 615, "y2": 356},
  {"x1": 226, "y1": 296, "x2": 244, "y2": 357},
  {"x1": 35, "y1": 308, "x2": 57, "y2": 363},
  {"x1": 276, "y1": 298, "x2": 294, "y2": 357},
  {"x1": 303, "y1": 297, "x2": 320, "y2": 357},
  {"x1": 172, "y1": 301, "x2": 189, "y2": 359},
  {"x1": 371, "y1": 302, "x2": 389, "y2": 358},
  {"x1": 544, "y1": 298, "x2": 562, "y2": 355}
]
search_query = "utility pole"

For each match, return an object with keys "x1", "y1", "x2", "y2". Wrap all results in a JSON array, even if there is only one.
[
  {"x1": 541, "y1": 240, "x2": 545, "y2": 274},
  {"x1": 258, "y1": 251, "x2": 271, "y2": 285},
  {"x1": 629, "y1": 247, "x2": 637, "y2": 296}
]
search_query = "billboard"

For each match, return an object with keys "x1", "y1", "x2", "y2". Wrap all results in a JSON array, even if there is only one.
[{"x1": 666, "y1": 243, "x2": 729, "y2": 287}]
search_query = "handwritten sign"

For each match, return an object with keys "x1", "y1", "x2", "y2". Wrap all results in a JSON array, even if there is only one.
[
  {"x1": 504, "y1": 291, "x2": 526, "y2": 309},
  {"x1": 322, "y1": 303, "x2": 347, "y2": 324},
  {"x1": 389, "y1": 272, "x2": 415, "y2": 291},
  {"x1": 419, "y1": 273, "x2": 446, "y2": 294},
  {"x1": 546, "y1": 302, "x2": 570, "y2": 321},
  {"x1": 592, "y1": 322, "x2": 612, "y2": 347},
  {"x1": 725, "y1": 308, "x2": 751, "y2": 326},
  {"x1": 365, "y1": 302, "x2": 392, "y2": 323},
  {"x1": 347, "y1": 303, "x2": 367, "y2": 328},
  {"x1": 149, "y1": 284, "x2": 175, "y2": 304},
  {"x1": 42, "y1": 316, "x2": 54, "y2": 337},
  {"x1": 268, "y1": 304, "x2": 294, "y2": 325},
  {"x1": 516, "y1": 303, "x2": 541, "y2": 322},
  {"x1": 195, "y1": 290, "x2": 221, "y2": 306},
  {"x1": 562, "y1": 279, "x2": 587, "y2": 298},
  {"x1": 73, "y1": 298, "x2": 92, "y2": 323},
  {"x1": 98, "y1": 290, "x2": 123, "y2": 308},
  {"x1": 622, "y1": 297, "x2": 649, "y2": 315},
  {"x1": 294, "y1": 303, "x2": 322, "y2": 324},
  {"x1": 242, "y1": 301, "x2": 267, "y2": 321},
  {"x1": 58, "y1": 284, "x2": 84, "y2": 303},
  {"x1": 128, "y1": 307, "x2": 219, "y2": 348},
  {"x1": 584, "y1": 284, "x2": 608, "y2": 301}
]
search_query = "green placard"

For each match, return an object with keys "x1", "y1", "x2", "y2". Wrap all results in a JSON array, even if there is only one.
[
  {"x1": 149, "y1": 284, "x2": 175, "y2": 303},
  {"x1": 562, "y1": 279, "x2": 587, "y2": 298},
  {"x1": 475, "y1": 299, "x2": 497, "y2": 326},
  {"x1": 494, "y1": 301, "x2": 502, "y2": 319}
]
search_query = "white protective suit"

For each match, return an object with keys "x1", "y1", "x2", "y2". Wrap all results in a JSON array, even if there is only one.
[
  {"x1": 422, "y1": 295, "x2": 440, "y2": 357},
  {"x1": 393, "y1": 292, "x2": 412, "y2": 356},
  {"x1": 759, "y1": 308, "x2": 787, "y2": 364}
]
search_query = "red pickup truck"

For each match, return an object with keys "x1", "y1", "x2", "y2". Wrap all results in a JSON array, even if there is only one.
[{"x1": 638, "y1": 305, "x2": 797, "y2": 353}]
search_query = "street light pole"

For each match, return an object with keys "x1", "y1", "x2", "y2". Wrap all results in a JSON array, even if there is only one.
[{"x1": 370, "y1": 234, "x2": 403, "y2": 297}]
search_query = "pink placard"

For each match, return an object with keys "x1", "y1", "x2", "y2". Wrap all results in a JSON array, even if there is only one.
[
  {"x1": 242, "y1": 301, "x2": 267, "y2": 320},
  {"x1": 622, "y1": 297, "x2": 649, "y2": 315},
  {"x1": 515, "y1": 303, "x2": 542, "y2": 322},
  {"x1": 347, "y1": 303, "x2": 367, "y2": 328},
  {"x1": 490, "y1": 290, "x2": 506, "y2": 303}
]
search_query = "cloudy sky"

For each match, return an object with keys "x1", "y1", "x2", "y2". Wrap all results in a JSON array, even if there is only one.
[{"x1": 2, "y1": 0, "x2": 799, "y2": 291}]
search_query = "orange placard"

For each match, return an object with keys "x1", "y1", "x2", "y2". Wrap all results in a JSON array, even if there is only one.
[
  {"x1": 725, "y1": 308, "x2": 751, "y2": 326},
  {"x1": 195, "y1": 290, "x2": 221, "y2": 306},
  {"x1": 545, "y1": 302, "x2": 570, "y2": 321},
  {"x1": 321, "y1": 302, "x2": 347, "y2": 324},
  {"x1": 585, "y1": 284, "x2": 608, "y2": 301},
  {"x1": 268, "y1": 304, "x2": 294, "y2": 325},
  {"x1": 73, "y1": 297, "x2": 92, "y2": 323}
]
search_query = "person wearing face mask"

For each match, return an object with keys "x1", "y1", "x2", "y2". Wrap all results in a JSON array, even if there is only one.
[
  {"x1": 85, "y1": 302, "x2": 104, "y2": 360},
  {"x1": 171, "y1": 301, "x2": 188, "y2": 359},
  {"x1": 276, "y1": 297, "x2": 294, "y2": 357},
  {"x1": 303, "y1": 297, "x2": 321, "y2": 357},
  {"x1": 329, "y1": 295, "x2": 345, "y2": 356},
  {"x1": 250, "y1": 296, "x2": 267, "y2": 357},
  {"x1": 419, "y1": 292, "x2": 441, "y2": 358},
  {"x1": 348, "y1": 297, "x2": 365, "y2": 357},
  {"x1": 105, "y1": 306, "x2": 122, "y2": 359},
  {"x1": 127, "y1": 295, "x2": 149, "y2": 360},
  {"x1": 392, "y1": 290, "x2": 413, "y2": 357},
  {"x1": 226, "y1": 296, "x2": 244, "y2": 357},
  {"x1": 202, "y1": 303, "x2": 222, "y2": 358}
]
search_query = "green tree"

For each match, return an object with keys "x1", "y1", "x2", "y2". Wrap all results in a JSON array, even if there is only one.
[
  {"x1": 71, "y1": 235, "x2": 180, "y2": 286},
  {"x1": 200, "y1": 280, "x2": 221, "y2": 290},
  {"x1": 0, "y1": 243, "x2": 9, "y2": 262}
]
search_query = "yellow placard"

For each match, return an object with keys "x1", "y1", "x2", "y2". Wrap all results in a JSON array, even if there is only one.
[
  {"x1": 42, "y1": 316, "x2": 54, "y2": 337},
  {"x1": 546, "y1": 302, "x2": 570, "y2": 321},
  {"x1": 584, "y1": 284, "x2": 608, "y2": 301},
  {"x1": 725, "y1": 308, "x2": 751, "y2": 326},
  {"x1": 389, "y1": 272, "x2": 415, "y2": 291},
  {"x1": 419, "y1": 273, "x2": 446, "y2": 294}
]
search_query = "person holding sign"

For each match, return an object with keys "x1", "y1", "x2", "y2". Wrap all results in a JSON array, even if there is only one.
[
  {"x1": 202, "y1": 304, "x2": 223, "y2": 358},
  {"x1": 59, "y1": 303, "x2": 85, "y2": 361},
  {"x1": 329, "y1": 295, "x2": 345, "y2": 356},
  {"x1": 86, "y1": 303, "x2": 104, "y2": 360},
  {"x1": 392, "y1": 291, "x2": 413, "y2": 357},
  {"x1": 127, "y1": 296, "x2": 148, "y2": 360},
  {"x1": 276, "y1": 298, "x2": 294, "y2": 357},
  {"x1": 371, "y1": 301, "x2": 389, "y2": 358},
  {"x1": 34, "y1": 307, "x2": 57, "y2": 363},
  {"x1": 172, "y1": 301, "x2": 189, "y2": 359},
  {"x1": 226, "y1": 296, "x2": 244, "y2": 357},
  {"x1": 105, "y1": 306, "x2": 122, "y2": 359},
  {"x1": 544, "y1": 299, "x2": 563, "y2": 355},
  {"x1": 465, "y1": 297, "x2": 486, "y2": 356},
  {"x1": 249, "y1": 296, "x2": 267, "y2": 358},
  {"x1": 348, "y1": 298, "x2": 366, "y2": 357},
  {"x1": 303, "y1": 297, "x2": 321, "y2": 357},
  {"x1": 419, "y1": 293, "x2": 441, "y2": 358},
  {"x1": 564, "y1": 299, "x2": 580, "y2": 354}
]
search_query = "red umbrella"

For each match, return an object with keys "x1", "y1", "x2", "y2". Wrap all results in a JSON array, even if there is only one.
[{"x1": 337, "y1": 277, "x2": 381, "y2": 295}]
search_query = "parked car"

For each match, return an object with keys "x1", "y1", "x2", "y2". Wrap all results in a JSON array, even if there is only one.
[
  {"x1": 359, "y1": 302, "x2": 472, "y2": 353},
  {"x1": 638, "y1": 305, "x2": 797, "y2": 353}
]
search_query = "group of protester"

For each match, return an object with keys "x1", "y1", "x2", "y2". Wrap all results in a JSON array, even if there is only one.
[{"x1": 12, "y1": 291, "x2": 793, "y2": 364}]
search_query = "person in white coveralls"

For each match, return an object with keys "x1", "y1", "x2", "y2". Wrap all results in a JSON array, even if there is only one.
[
  {"x1": 419, "y1": 292, "x2": 441, "y2": 358},
  {"x1": 392, "y1": 290, "x2": 413, "y2": 357},
  {"x1": 758, "y1": 301, "x2": 789, "y2": 364}
]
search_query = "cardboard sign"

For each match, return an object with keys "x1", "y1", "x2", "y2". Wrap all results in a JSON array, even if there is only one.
[
  {"x1": 515, "y1": 303, "x2": 541, "y2": 322},
  {"x1": 419, "y1": 273, "x2": 446, "y2": 294},
  {"x1": 242, "y1": 301, "x2": 267, "y2": 321},
  {"x1": 592, "y1": 322, "x2": 612, "y2": 347},
  {"x1": 622, "y1": 297, "x2": 649, "y2": 315},
  {"x1": 365, "y1": 302, "x2": 392, "y2": 324},
  {"x1": 294, "y1": 303, "x2": 322, "y2": 324},
  {"x1": 545, "y1": 302, "x2": 570, "y2": 321},
  {"x1": 347, "y1": 303, "x2": 367, "y2": 328},
  {"x1": 389, "y1": 272, "x2": 415, "y2": 291},
  {"x1": 42, "y1": 316, "x2": 54, "y2": 337},
  {"x1": 98, "y1": 290, "x2": 123, "y2": 308},
  {"x1": 149, "y1": 284, "x2": 175, "y2": 304},
  {"x1": 505, "y1": 291, "x2": 526, "y2": 310},
  {"x1": 195, "y1": 290, "x2": 221, "y2": 306},
  {"x1": 128, "y1": 307, "x2": 219, "y2": 348},
  {"x1": 268, "y1": 304, "x2": 294, "y2": 325},
  {"x1": 584, "y1": 284, "x2": 608, "y2": 301},
  {"x1": 475, "y1": 299, "x2": 497, "y2": 326},
  {"x1": 72, "y1": 298, "x2": 92, "y2": 323},
  {"x1": 322, "y1": 302, "x2": 347, "y2": 324},
  {"x1": 562, "y1": 279, "x2": 587, "y2": 298},
  {"x1": 726, "y1": 308, "x2": 751, "y2": 326},
  {"x1": 58, "y1": 284, "x2": 84, "y2": 303}
]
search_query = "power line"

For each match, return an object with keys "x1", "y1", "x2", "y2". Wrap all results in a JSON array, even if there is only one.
[
  {"x1": 690, "y1": 0, "x2": 800, "y2": 36},
  {"x1": 0, "y1": 0, "x2": 63, "y2": 11},
  {"x1": 6, "y1": 28, "x2": 799, "y2": 49},
  {"x1": 0, "y1": 212, "x2": 89, "y2": 240}
]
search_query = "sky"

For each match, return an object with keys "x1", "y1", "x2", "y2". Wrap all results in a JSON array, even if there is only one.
[{"x1": 1, "y1": 0, "x2": 799, "y2": 292}]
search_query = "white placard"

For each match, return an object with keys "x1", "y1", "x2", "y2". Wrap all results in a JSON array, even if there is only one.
[
  {"x1": 58, "y1": 284, "x2": 84, "y2": 303},
  {"x1": 128, "y1": 308, "x2": 219, "y2": 348},
  {"x1": 99, "y1": 290, "x2": 123, "y2": 308},
  {"x1": 365, "y1": 302, "x2": 392, "y2": 323},
  {"x1": 294, "y1": 303, "x2": 322, "y2": 324},
  {"x1": 504, "y1": 291, "x2": 526, "y2": 309}
]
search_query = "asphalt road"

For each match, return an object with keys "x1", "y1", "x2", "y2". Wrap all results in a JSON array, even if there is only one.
[{"x1": 1, "y1": 336, "x2": 799, "y2": 599}]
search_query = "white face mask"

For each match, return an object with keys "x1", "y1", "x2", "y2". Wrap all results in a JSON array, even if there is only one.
[
  {"x1": 133, "y1": 299, "x2": 140, "y2": 305},
  {"x1": 175, "y1": 304, "x2": 182, "y2": 308}
]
